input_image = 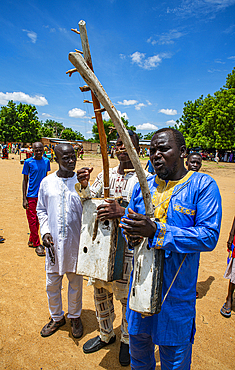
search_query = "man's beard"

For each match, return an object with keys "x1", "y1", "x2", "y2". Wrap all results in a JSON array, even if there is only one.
[{"x1": 156, "y1": 161, "x2": 178, "y2": 180}]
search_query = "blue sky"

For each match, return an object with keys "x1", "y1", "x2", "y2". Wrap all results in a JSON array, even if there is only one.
[{"x1": 0, "y1": 0, "x2": 235, "y2": 139}]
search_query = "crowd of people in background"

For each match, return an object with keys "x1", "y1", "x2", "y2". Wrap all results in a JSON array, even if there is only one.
[{"x1": 0, "y1": 142, "x2": 84, "y2": 162}]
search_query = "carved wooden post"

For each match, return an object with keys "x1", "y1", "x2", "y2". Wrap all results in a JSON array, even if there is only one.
[{"x1": 78, "y1": 20, "x2": 109, "y2": 198}]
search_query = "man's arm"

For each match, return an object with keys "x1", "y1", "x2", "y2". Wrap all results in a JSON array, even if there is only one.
[
  {"x1": 121, "y1": 179, "x2": 222, "y2": 253},
  {"x1": 36, "y1": 183, "x2": 51, "y2": 238},
  {"x1": 22, "y1": 174, "x2": 29, "y2": 209}
]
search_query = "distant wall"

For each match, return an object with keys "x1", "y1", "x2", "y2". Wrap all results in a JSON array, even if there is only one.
[{"x1": 83, "y1": 142, "x2": 100, "y2": 152}]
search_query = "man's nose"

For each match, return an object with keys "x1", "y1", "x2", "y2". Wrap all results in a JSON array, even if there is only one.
[{"x1": 153, "y1": 150, "x2": 161, "y2": 158}]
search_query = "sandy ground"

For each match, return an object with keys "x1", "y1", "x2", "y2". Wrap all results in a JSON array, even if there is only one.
[{"x1": 0, "y1": 154, "x2": 235, "y2": 370}]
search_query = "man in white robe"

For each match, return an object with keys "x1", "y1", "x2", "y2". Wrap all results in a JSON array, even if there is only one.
[{"x1": 37, "y1": 143, "x2": 83, "y2": 338}]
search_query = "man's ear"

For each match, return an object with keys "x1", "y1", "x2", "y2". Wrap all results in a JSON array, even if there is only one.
[{"x1": 180, "y1": 145, "x2": 187, "y2": 158}]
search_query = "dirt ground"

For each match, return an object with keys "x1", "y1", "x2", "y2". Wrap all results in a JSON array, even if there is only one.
[{"x1": 0, "y1": 154, "x2": 235, "y2": 370}]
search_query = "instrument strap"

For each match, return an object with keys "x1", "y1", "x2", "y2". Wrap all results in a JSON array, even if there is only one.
[{"x1": 161, "y1": 253, "x2": 187, "y2": 306}]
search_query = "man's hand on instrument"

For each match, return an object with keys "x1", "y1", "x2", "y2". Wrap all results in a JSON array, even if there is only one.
[
  {"x1": 97, "y1": 199, "x2": 125, "y2": 221},
  {"x1": 77, "y1": 167, "x2": 93, "y2": 188},
  {"x1": 120, "y1": 208, "x2": 157, "y2": 240}
]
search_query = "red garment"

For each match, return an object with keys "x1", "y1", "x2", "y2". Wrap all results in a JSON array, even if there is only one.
[{"x1": 26, "y1": 197, "x2": 40, "y2": 247}]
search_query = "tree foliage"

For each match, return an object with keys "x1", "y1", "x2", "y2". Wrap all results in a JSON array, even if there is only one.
[
  {"x1": 61, "y1": 128, "x2": 84, "y2": 141},
  {"x1": 143, "y1": 131, "x2": 156, "y2": 140},
  {"x1": 40, "y1": 119, "x2": 65, "y2": 138},
  {"x1": 0, "y1": 101, "x2": 41, "y2": 143},
  {"x1": 92, "y1": 117, "x2": 136, "y2": 143},
  {"x1": 178, "y1": 67, "x2": 235, "y2": 149},
  {"x1": 0, "y1": 101, "x2": 85, "y2": 144}
]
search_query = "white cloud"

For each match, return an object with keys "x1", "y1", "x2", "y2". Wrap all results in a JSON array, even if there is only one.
[
  {"x1": 118, "y1": 110, "x2": 129, "y2": 120},
  {"x1": 228, "y1": 56, "x2": 235, "y2": 60},
  {"x1": 223, "y1": 24, "x2": 235, "y2": 34},
  {"x1": 59, "y1": 27, "x2": 67, "y2": 33},
  {"x1": 22, "y1": 29, "x2": 37, "y2": 43},
  {"x1": 208, "y1": 68, "x2": 221, "y2": 73},
  {"x1": 68, "y1": 108, "x2": 86, "y2": 118},
  {"x1": 119, "y1": 54, "x2": 126, "y2": 59},
  {"x1": 146, "y1": 100, "x2": 152, "y2": 106},
  {"x1": 215, "y1": 59, "x2": 225, "y2": 64},
  {"x1": 166, "y1": 119, "x2": 176, "y2": 125},
  {"x1": 136, "y1": 123, "x2": 158, "y2": 130},
  {"x1": 118, "y1": 99, "x2": 138, "y2": 106},
  {"x1": 130, "y1": 52, "x2": 171, "y2": 70},
  {"x1": 0, "y1": 92, "x2": 48, "y2": 106},
  {"x1": 86, "y1": 131, "x2": 92, "y2": 134},
  {"x1": 167, "y1": 0, "x2": 235, "y2": 18},
  {"x1": 42, "y1": 113, "x2": 52, "y2": 117},
  {"x1": 159, "y1": 108, "x2": 177, "y2": 115},
  {"x1": 102, "y1": 111, "x2": 110, "y2": 121},
  {"x1": 148, "y1": 30, "x2": 185, "y2": 45},
  {"x1": 50, "y1": 28, "x2": 56, "y2": 33},
  {"x1": 102, "y1": 110, "x2": 129, "y2": 121},
  {"x1": 135, "y1": 103, "x2": 146, "y2": 111},
  {"x1": 130, "y1": 51, "x2": 145, "y2": 65}
]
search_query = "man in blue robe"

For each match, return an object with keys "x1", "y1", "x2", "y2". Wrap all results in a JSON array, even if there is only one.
[{"x1": 120, "y1": 128, "x2": 222, "y2": 370}]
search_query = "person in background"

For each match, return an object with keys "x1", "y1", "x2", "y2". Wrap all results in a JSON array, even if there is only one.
[
  {"x1": 80, "y1": 146, "x2": 84, "y2": 160},
  {"x1": 186, "y1": 152, "x2": 202, "y2": 173},
  {"x1": 2, "y1": 145, "x2": 8, "y2": 159},
  {"x1": 220, "y1": 217, "x2": 235, "y2": 318},
  {"x1": 186, "y1": 152, "x2": 202, "y2": 299},
  {"x1": 145, "y1": 158, "x2": 155, "y2": 174},
  {"x1": 22, "y1": 142, "x2": 50, "y2": 256}
]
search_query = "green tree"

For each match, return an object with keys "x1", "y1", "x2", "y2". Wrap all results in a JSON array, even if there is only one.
[
  {"x1": 0, "y1": 101, "x2": 18, "y2": 143},
  {"x1": 16, "y1": 103, "x2": 41, "y2": 143},
  {"x1": 224, "y1": 67, "x2": 235, "y2": 89},
  {"x1": 0, "y1": 101, "x2": 41, "y2": 143},
  {"x1": 92, "y1": 117, "x2": 136, "y2": 143},
  {"x1": 178, "y1": 67, "x2": 235, "y2": 150},
  {"x1": 144, "y1": 132, "x2": 156, "y2": 140},
  {"x1": 40, "y1": 119, "x2": 65, "y2": 138},
  {"x1": 61, "y1": 128, "x2": 84, "y2": 141}
]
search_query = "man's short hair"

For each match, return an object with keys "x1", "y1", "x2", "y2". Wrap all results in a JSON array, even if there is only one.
[
  {"x1": 187, "y1": 152, "x2": 202, "y2": 161},
  {"x1": 154, "y1": 128, "x2": 185, "y2": 149},
  {"x1": 54, "y1": 143, "x2": 74, "y2": 157},
  {"x1": 117, "y1": 129, "x2": 139, "y2": 147}
]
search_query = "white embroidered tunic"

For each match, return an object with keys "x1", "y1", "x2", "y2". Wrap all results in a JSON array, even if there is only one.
[{"x1": 37, "y1": 172, "x2": 82, "y2": 275}]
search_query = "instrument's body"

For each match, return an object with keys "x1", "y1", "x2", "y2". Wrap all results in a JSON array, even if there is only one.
[
  {"x1": 129, "y1": 239, "x2": 165, "y2": 315},
  {"x1": 76, "y1": 198, "x2": 125, "y2": 282}
]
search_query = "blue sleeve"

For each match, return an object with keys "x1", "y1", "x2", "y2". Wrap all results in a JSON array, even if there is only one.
[
  {"x1": 22, "y1": 160, "x2": 29, "y2": 175},
  {"x1": 149, "y1": 180, "x2": 222, "y2": 253},
  {"x1": 47, "y1": 159, "x2": 51, "y2": 172}
]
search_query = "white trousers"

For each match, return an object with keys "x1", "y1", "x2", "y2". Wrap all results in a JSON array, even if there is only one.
[{"x1": 46, "y1": 272, "x2": 83, "y2": 322}]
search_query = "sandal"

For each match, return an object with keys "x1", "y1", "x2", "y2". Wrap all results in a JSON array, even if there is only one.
[
  {"x1": 35, "y1": 245, "x2": 46, "y2": 257},
  {"x1": 220, "y1": 303, "x2": 231, "y2": 318},
  {"x1": 28, "y1": 241, "x2": 34, "y2": 248}
]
